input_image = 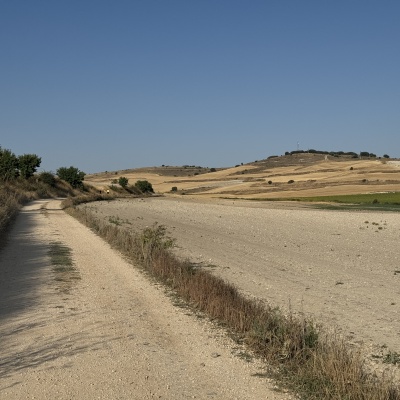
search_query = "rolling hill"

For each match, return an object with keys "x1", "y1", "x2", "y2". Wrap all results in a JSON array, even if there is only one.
[{"x1": 85, "y1": 153, "x2": 400, "y2": 199}]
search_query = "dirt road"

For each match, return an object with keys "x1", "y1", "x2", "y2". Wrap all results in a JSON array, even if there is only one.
[
  {"x1": 86, "y1": 197, "x2": 400, "y2": 357},
  {"x1": 0, "y1": 199, "x2": 291, "y2": 399}
]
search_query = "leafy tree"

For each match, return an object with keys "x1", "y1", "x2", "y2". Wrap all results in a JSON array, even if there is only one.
[
  {"x1": 56, "y1": 166, "x2": 85, "y2": 188},
  {"x1": 135, "y1": 180, "x2": 154, "y2": 193},
  {"x1": 18, "y1": 154, "x2": 41, "y2": 179},
  {"x1": 118, "y1": 176, "x2": 129, "y2": 188},
  {"x1": 0, "y1": 146, "x2": 19, "y2": 181},
  {"x1": 383, "y1": 154, "x2": 390, "y2": 159}
]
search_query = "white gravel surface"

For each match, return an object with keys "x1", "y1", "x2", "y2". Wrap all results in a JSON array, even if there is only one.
[
  {"x1": 86, "y1": 197, "x2": 400, "y2": 356},
  {"x1": 0, "y1": 199, "x2": 292, "y2": 399}
]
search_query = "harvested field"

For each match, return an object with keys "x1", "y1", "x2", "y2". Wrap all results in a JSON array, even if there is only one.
[{"x1": 85, "y1": 196, "x2": 400, "y2": 369}]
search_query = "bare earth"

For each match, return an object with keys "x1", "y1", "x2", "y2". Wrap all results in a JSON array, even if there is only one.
[
  {"x1": 0, "y1": 199, "x2": 291, "y2": 400},
  {"x1": 86, "y1": 197, "x2": 400, "y2": 361}
]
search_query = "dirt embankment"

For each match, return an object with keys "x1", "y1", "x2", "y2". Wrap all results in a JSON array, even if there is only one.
[{"x1": 0, "y1": 199, "x2": 292, "y2": 400}]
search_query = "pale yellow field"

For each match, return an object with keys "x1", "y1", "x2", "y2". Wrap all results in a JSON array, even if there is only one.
[{"x1": 85, "y1": 154, "x2": 400, "y2": 199}]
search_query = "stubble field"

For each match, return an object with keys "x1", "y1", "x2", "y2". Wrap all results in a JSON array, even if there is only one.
[{"x1": 83, "y1": 196, "x2": 400, "y2": 367}]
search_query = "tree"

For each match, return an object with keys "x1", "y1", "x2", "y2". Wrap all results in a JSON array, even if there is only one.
[
  {"x1": 56, "y1": 166, "x2": 85, "y2": 188},
  {"x1": 18, "y1": 154, "x2": 41, "y2": 179},
  {"x1": 383, "y1": 154, "x2": 390, "y2": 159},
  {"x1": 0, "y1": 147, "x2": 19, "y2": 181},
  {"x1": 135, "y1": 180, "x2": 154, "y2": 193},
  {"x1": 118, "y1": 176, "x2": 129, "y2": 188}
]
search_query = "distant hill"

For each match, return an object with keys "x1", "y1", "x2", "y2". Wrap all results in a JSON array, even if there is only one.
[{"x1": 85, "y1": 152, "x2": 400, "y2": 199}]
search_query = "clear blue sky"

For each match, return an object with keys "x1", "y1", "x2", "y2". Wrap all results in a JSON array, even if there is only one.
[{"x1": 1, "y1": 1, "x2": 399, "y2": 173}]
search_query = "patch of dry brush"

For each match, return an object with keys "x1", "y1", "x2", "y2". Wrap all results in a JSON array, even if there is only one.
[{"x1": 67, "y1": 202, "x2": 400, "y2": 400}]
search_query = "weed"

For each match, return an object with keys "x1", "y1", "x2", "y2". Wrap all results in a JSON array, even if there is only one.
[
  {"x1": 109, "y1": 215, "x2": 122, "y2": 225},
  {"x1": 236, "y1": 351, "x2": 253, "y2": 362},
  {"x1": 384, "y1": 351, "x2": 400, "y2": 365}
]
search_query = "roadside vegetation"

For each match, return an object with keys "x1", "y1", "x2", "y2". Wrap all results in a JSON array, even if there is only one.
[
  {"x1": 0, "y1": 173, "x2": 83, "y2": 236},
  {"x1": 0, "y1": 145, "x2": 157, "y2": 237},
  {"x1": 66, "y1": 200, "x2": 400, "y2": 399},
  {"x1": 1, "y1": 146, "x2": 52, "y2": 236},
  {"x1": 0, "y1": 145, "x2": 102, "y2": 237}
]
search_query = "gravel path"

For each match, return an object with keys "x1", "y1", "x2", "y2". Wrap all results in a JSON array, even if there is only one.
[
  {"x1": 0, "y1": 199, "x2": 291, "y2": 399},
  {"x1": 86, "y1": 197, "x2": 400, "y2": 356}
]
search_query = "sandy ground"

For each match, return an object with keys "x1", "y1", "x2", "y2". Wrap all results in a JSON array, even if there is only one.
[
  {"x1": 0, "y1": 199, "x2": 292, "y2": 400},
  {"x1": 85, "y1": 197, "x2": 400, "y2": 361}
]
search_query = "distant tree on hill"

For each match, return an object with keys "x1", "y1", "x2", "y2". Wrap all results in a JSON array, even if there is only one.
[
  {"x1": 383, "y1": 154, "x2": 390, "y2": 158},
  {"x1": 135, "y1": 180, "x2": 154, "y2": 193},
  {"x1": 56, "y1": 166, "x2": 85, "y2": 188},
  {"x1": 118, "y1": 176, "x2": 129, "y2": 188}
]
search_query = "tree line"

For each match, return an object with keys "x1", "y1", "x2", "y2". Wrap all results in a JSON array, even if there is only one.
[
  {"x1": 0, "y1": 146, "x2": 85, "y2": 188},
  {"x1": 0, "y1": 146, "x2": 41, "y2": 181},
  {"x1": 285, "y1": 149, "x2": 390, "y2": 158}
]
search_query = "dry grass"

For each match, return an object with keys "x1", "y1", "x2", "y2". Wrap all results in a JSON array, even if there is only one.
[
  {"x1": 0, "y1": 178, "x2": 68, "y2": 248},
  {"x1": 0, "y1": 181, "x2": 39, "y2": 237},
  {"x1": 0, "y1": 177, "x2": 101, "y2": 238},
  {"x1": 67, "y1": 202, "x2": 400, "y2": 399}
]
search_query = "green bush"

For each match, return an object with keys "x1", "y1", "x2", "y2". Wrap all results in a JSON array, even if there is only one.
[
  {"x1": 135, "y1": 180, "x2": 154, "y2": 193},
  {"x1": 39, "y1": 171, "x2": 56, "y2": 187},
  {"x1": 171, "y1": 186, "x2": 178, "y2": 192},
  {"x1": 118, "y1": 176, "x2": 129, "y2": 188},
  {"x1": 56, "y1": 166, "x2": 85, "y2": 188}
]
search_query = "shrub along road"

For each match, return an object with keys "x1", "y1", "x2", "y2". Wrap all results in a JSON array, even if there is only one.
[
  {"x1": 87, "y1": 197, "x2": 400, "y2": 363},
  {"x1": 0, "y1": 199, "x2": 291, "y2": 399}
]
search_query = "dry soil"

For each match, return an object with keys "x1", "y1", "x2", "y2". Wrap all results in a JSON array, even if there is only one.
[{"x1": 86, "y1": 196, "x2": 400, "y2": 363}]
